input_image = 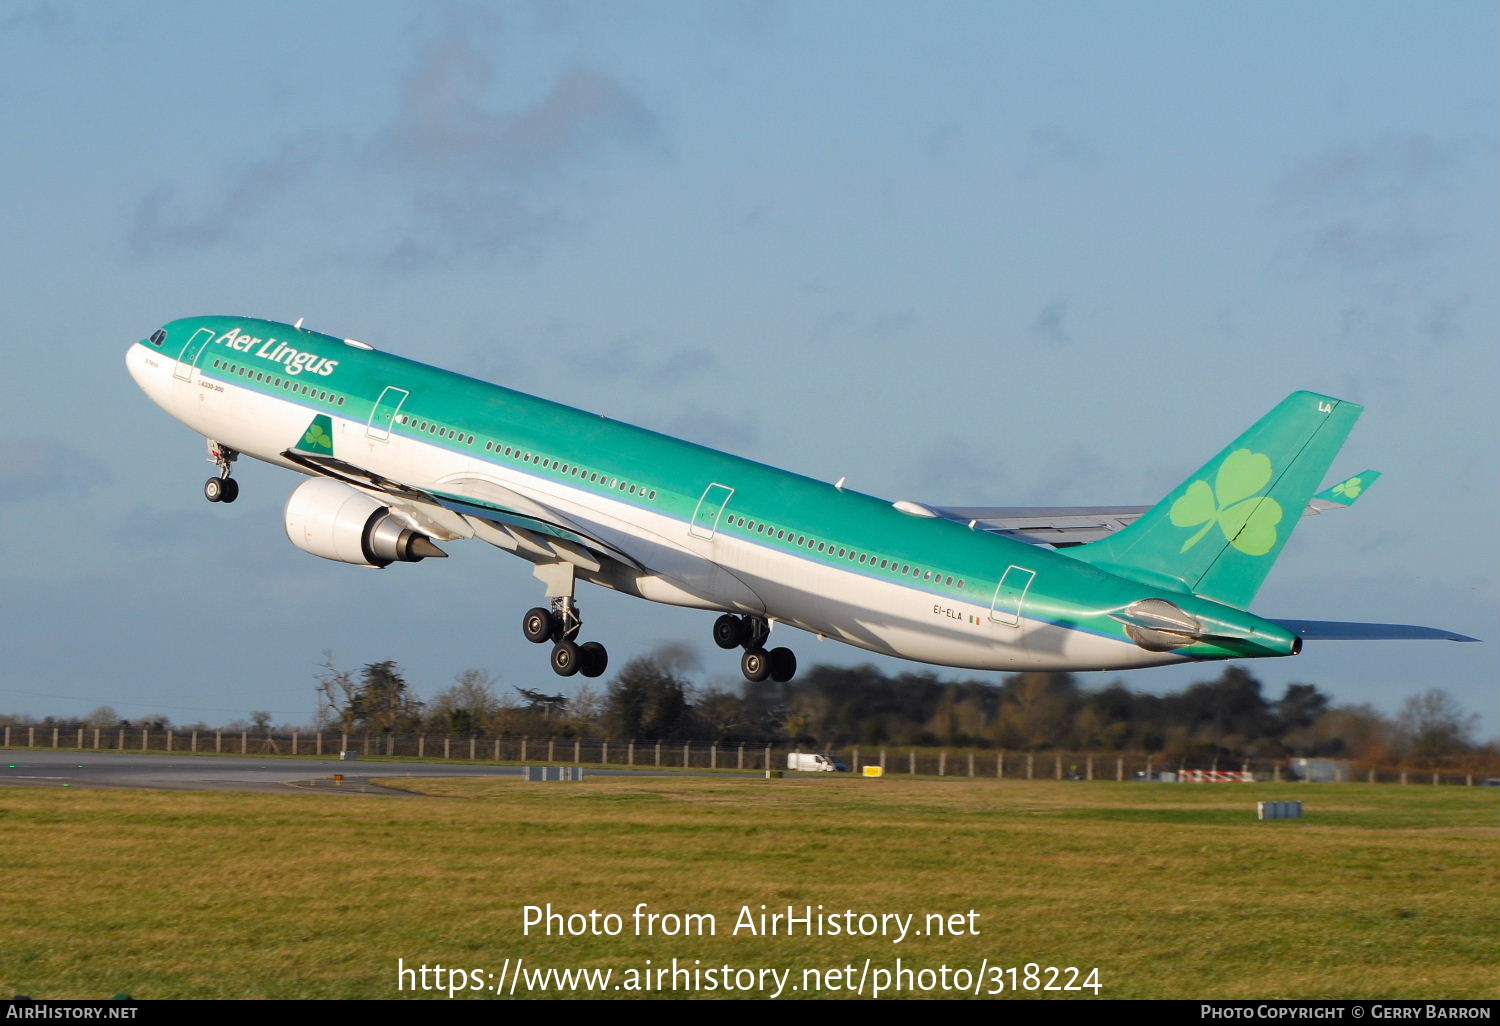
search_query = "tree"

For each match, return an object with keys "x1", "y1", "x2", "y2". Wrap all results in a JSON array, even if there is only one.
[
  {"x1": 314, "y1": 651, "x2": 358, "y2": 731},
  {"x1": 601, "y1": 656, "x2": 693, "y2": 740},
  {"x1": 427, "y1": 669, "x2": 502, "y2": 734},
  {"x1": 1395, "y1": 689, "x2": 1477, "y2": 762},
  {"x1": 350, "y1": 660, "x2": 423, "y2": 733}
]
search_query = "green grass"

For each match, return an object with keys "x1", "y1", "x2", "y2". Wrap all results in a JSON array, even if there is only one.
[{"x1": 0, "y1": 777, "x2": 1494, "y2": 999}]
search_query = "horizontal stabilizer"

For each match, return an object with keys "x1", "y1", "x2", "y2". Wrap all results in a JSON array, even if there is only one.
[
  {"x1": 1312, "y1": 469, "x2": 1380, "y2": 508},
  {"x1": 1271, "y1": 619, "x2": 1478, "y2": 642}
]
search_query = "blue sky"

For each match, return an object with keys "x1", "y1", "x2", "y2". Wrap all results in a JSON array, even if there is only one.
[{"x1": 1, "y1": 1, "x2": 1495, "y2": 738}]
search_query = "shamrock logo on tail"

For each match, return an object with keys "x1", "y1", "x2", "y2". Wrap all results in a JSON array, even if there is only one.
[
  {"x1": 1331, "y1": 476, "x2": 1364, "y2": 499},
  {"x1": 1169, "y1": 449, "x2": 1283, "y2": 556}
]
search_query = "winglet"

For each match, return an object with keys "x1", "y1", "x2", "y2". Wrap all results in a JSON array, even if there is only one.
[
  {"x1": 294, "y1": 414, "x2": 335, "y2": 457},
  {"x1": 1313, "y1": 469, "x2": 1380, "y2": 508}
]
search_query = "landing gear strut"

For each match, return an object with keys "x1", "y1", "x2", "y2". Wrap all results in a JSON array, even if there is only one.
[
  {"x1": 522, "y1": 583, "x2": 608, "y2": 679},
  {"x1": 203, "y1": 440, "x2": 240, "y2": 504},
  {"x1": 714, "y1": 613, "x2": 796, "y2": 683}
]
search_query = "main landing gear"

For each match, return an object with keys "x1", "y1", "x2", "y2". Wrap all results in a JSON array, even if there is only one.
[
  {"x1": 522, "y1": 597, "x2": 609, "y2": 678},
  {"x1": 203, "y1": 440, "x2": 240, "y2": 504},
  {"x1": 713, "y1": 613, "x2": 796, "y2": 683}
]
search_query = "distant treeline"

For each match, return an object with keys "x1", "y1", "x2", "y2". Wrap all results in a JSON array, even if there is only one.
[{"x1": 5, "y1": 652, "x2": 1490, "y2": 769}]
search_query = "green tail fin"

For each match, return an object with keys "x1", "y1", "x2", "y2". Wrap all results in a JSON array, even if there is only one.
[{"x1": 1071, "y1": 391, "x2": 1362, "y2": 608}]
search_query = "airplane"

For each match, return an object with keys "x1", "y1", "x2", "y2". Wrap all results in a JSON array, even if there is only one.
[{"x1": 126, "y1": 316, "x2": 1476, "y2": 683}]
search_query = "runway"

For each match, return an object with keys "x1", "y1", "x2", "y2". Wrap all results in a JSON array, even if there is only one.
[{"x1": 0, "y1": 750, "x2": 713, "y2": 796}]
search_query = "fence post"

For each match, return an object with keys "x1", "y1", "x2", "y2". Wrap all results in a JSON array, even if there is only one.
[
  {"x1": 1055, "y1": 755, "x2": 1062, "y2": 780},
  {"x1": 574, "y1": 739, "x2": 581, "y2": 763},
  {"x1": 938, "y1": 750, "x2": 946, "y2": 776},
  {"x1": 28, "y1": 727, "x2": 35, "y2": 748},
  {"x1": 908, "y1": 750, "x2": 916, "y2": 775},
  {"x1": 493, "y1": 739, "x2": 500, "y2": 761},
  {"x1": 681, "y1": 742, "x2": 689, "y2": 767},
  {"x1": 998, "y1": 751, "x2": 1004, "y2": 779},
  {"x1": 240, "y1": 732, "x2": 247, "y2": 754},
  {"x1": 52, "y1": 727, "x2": 59, "y2": 749},
  {"x1": 141, "y1": 729, "x2": 148, "y2": 752},
  {"x1": 315, "y1": 732, "x2": 322, "y2": 757},
  {"x1": 968, "y1": 752, "x2": 975, "y2": 777},
  {"x1": 738, "y1": 744, "x2": 744, "y2": 770},
  {"x1": 880, "y1": 748, "x2": 887, "y2": 770},
  {"x1": 76, "y1": 727, "x2": 83, "y2": 749},
  {"x1": 656, "y1": 741, "x2": 662, "y2": 767},
  {"x1": 118, "y1": 729, "x2": 125, "y2": 751},
  {"x1": 1026, "y1": 753, "x2": 1034, "y2": 780},
  {"x1": 628, "y1": 741, "x2": 635, "y2": 766},
  {"x1": 711, "y1": 744, "x2": 717, "y2": 770},
  {"x1": 603, "y1": 740, "x2": 609, "y2": 765},
  {"x1": 469, "y1": 737, "x2": 476, "y2": 760},
  {"x1": 1116, "y1": 756, "x2": 1123, "y2": 782}
]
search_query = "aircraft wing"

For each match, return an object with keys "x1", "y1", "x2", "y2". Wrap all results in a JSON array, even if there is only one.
[{"x1": 929, "y1": 470, "x2": 1380, "y2": 548}]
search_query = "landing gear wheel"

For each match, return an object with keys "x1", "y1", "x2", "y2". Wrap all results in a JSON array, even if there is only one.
[
  {"x1": 712, "y1": 614, "x2": 745, "y2": 650},
  {"x1": 550, "y1": 640, "x2": 581, "y2": 677},
  {"x1": 218, "y1": 477, "x2": 239, "y2": 504},
  {"x1": 204, "y1": 478, "x2": 225, "y2": 503},
  {"x1": 579, "y1": 641, "x2": 609, "y2": 678},
  {"x1": 768, "y1": 647, "x2": 797, "y2": 683},
  {"x1": 741, "y1": 647, "x2": 771, "y2": 683},
  {"x1": 522, "y1": 607, "x2": 555, "y2": 644}
]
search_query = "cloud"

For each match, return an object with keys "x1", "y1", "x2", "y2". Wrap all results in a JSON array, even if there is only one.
[
  {"x1": 1269, "y1": 135, "x2": 1452, "y2": 275},
  {"x1": 0, "y1": 436, "x2": 110, "y2": 503},
  {"x1": 129, "y1": 132, "x2": 340, "y2": 258},
  {"x1": 644, "y1": 408, "x2": 759, "y2": 452},
  {"x1": 128, "y1": 25, "x2": 660, "y2": 267},
  {"x1": 1030, "y1": 297, "x2": 1071, "y2": 344}
]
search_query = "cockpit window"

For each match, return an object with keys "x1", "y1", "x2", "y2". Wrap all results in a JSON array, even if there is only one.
[{"x1": 149, "y1": 328, "x2": 167, "y2": 347}]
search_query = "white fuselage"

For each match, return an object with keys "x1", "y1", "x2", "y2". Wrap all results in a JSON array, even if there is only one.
[{"x1": 128, "y1": 341, "x2": 1175, "y2": 673}]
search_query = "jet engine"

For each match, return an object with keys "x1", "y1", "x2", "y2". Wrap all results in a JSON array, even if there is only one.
[{"x1": 283, "y1": 478, "x2": 446, "y2": 568}]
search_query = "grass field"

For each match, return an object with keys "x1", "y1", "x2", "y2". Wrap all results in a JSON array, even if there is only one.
[{"x1": 1, "y1": 773, "x2": 1494, "y2": 1000}]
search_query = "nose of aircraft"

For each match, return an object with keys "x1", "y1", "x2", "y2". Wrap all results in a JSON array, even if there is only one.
[{"x1": 126, "y1": 328, "x2": 168, "y2": 395}]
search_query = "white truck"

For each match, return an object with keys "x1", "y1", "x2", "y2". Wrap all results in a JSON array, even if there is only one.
[{"x1": 786, "y1": 752, "x2": 846, "y2": 772}]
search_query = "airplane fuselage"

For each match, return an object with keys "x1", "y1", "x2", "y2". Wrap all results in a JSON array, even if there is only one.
[{"x1": 127, "y1": 316, "x2": 1302, "y2": 675}]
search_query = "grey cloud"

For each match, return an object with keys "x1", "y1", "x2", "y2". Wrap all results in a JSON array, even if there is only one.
[
  {"x1": 1269, "y1": 135, "x2": 1455, "y2": 276},
  {"x1": 129, "y1": 26, "x2": 660, "y2": 267},
  {"x1": 903, "y1": 437, "x2": 1009, "y2": 504},
  {"x1": 128, "y1": 131, "x2": 342, "y2": 258},
  {"x1": 646, "y1": 408, "x2": 758, "y2": 452},
  {"x1": 0, "y1": 436, "x2": 110, "y2": 503},
  {"x1": 1274, "y1": 135, "x2": 1447, "y2": 210},
  {"x1": 1030, "y1": 297, "x2": 1071, "y2": 345},
  {"x1": 1027, "y1": 125, "x2": 1101, "y2": 169}
]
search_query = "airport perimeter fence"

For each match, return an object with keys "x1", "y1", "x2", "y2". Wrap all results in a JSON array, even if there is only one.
[{"x1": 3, "y1": 724, "x2": 1497, "y2": 786}]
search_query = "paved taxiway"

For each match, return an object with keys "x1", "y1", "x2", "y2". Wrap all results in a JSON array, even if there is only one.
[{"x1": 0, "y1": 750, "x2": 707, "y2": 795}]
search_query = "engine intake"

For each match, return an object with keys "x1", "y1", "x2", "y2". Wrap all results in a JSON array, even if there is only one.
[{"x1": 284, "y1": 478, "x2": 446, "y2": 568}]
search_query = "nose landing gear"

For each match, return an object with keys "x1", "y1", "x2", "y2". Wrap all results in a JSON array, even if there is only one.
[{"x1": 203, "y1": 440, "x2": 240, "y2": 503}]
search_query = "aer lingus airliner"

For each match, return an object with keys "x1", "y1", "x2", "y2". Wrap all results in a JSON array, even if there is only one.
[{"x1": 126, "y1": 316, "x2": 1475, "y2": 682}]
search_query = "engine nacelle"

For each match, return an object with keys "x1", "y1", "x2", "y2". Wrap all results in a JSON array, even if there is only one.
[{"x1": 284, "y1": 478, "x2": 446, "y2": 568}]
